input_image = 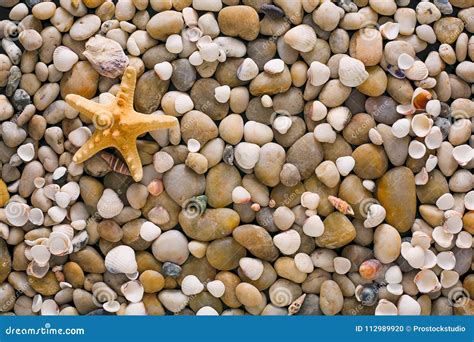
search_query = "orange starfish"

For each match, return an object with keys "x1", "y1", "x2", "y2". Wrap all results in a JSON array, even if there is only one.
[{"x1": 65, "y1": 66, "x2": 178, "y2": 182}]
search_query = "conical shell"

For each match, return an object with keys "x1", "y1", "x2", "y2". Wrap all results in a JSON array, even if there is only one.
[
  {"x1": 283, "y1": 24, "x2": 317, "y2": 53},
  {"x1": 105, "y1": 245, "x2": 138, "y2": 275},
  {"x1": 53, "y1": 46, "x2": 79, "y2": 72},
  {"x1": 338, "y1": 56, "x2": 369, "y2": 87}
]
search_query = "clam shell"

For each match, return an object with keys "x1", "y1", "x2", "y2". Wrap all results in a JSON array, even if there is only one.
[
  {"x1": 411, "y1": 88, "x2": 432, "y2": 110},
  {"x1": 214, "y1": 85, "x2": 231, "y2": 103},
  {"x1": 181, "y1": 275, "x2": 204, "y2": 296},
  {"x1": 401, "y1": 243, "x2": 425, "y2": 269},
  {"x1": 302, "y1": 215, "x2": 324, "y2": 237},
  {"x1": 239, "y1": 257, "x2": 264, "y2": 280},
  {"x1": 425, "y1": 155, "x2": 438, "y2": 172},
  {"x1": 48, "y1": 231, "x2": 72, "y2": 256},
  {"x1": 165, "y1": 34, "x2": 183, "y2": 54},
  {"x1": 237, "y1": 58, "x2": 258, "y2": 81},
  {"x1": 375, "y1": 299, "x2": 398, "y2": 315},
  {"x1": 380, "y1": 22, "x2": 400, "y2": 40},
  {"x1": 443, "y1": 210, "x2": 463, "y2": 234},
  {"x1": 386, "y1": 283, "x2": 403, "y2": 295},
  {"x1": 425, "y1": 99, "x2": 441, "y2": 116},
  {"x1": 385, "y1": 265, "x2": 402, "y2": 284},
  {"x1": 27, "y1": 260, "x2": 49, "y2": 278},
  {"x1": 333, "y1": 257, "x2": 351, "y2": 275},
  {"x1": 61, "y1": 182, "x2": 80, "y2": 202},
  {"x1": 411, "y1": 114, "x2": 432, "y2": 137},
  {"x1": 307, "y1": 61, "x2": 330, "y2": 87},
  {"x1": 28, "y1": 208, "x2": 44, "y2": 225},
  {"x1": 338, "y1": 56, "x2": 369, "y2": 87},
  {"x1": 273, "y1": 115, "x2": 292, "y2": 134},
  {"x1": 30, "y1": 244, "x2": 51, "y2": 267},
  {"x1": 32, "y1": 294, "x2": 42, "y2": 313},
  {"x1": 397, "y1": 53, "x2": 414, "y2": 70},
  {"x1": 362, "y1": 180, "x2": 376, "y2": 192},
  {"x1": 327, "y1": 106, "x2": 351, "y2": 131},
  {"x1": 41, "y1": 299, "x2": 59, "y2": 316},
  {"x1": 314, "y1": 123, "x2": 336, "y2": 143},
  {"x1": 436, "y1": 251, "x2": 456, "y2": 270},
  {"x1": 465, "y1": 191, "x2": 474, "y2": 211},
  {"x1": 273, "y1": 229, "x2": 301, "y2": 255},
  {"x1": 309, "y1": 101, "x2": 327, "y2": 121},
  {"x1": 294, "y1": 253, "x2": 314, "y2": 273},
  {"x1": 53, "y1": 224, "x2": 74, "y2": 240},
  {"x1": 283, "y1": 24, "x2": 317, "y2": 53},
  {"x1": 83, "y1": 35, "x2": 129, "y2": 78},
  {"x1": 404, "y1": 60, "x2": 429, "y2": 81},
  {"x1": 300, "y1": 192, "x2": 320, "y2": 210},
  {"x1": 363, "y1": 204, "x2": 386, "y2": 228},
  {"x1": 435, "y1": 193, "x2": 454, "y2": 210},
  {"x1": 196, "y1": 306, "x2": 219, "y2": 316},
  {"x1": 140, "y1": 221, "x2": 161, "y2": 242},
  {"x1": 440, "y1": 270, "x2": 459, "y2": 288},
  {"x1": 414, "y1": 269, "x2": 440, "y2": 293},
  {"x1": 422, "y1": 249, "x2": 437, "y2": 269},
  {"x1": 17, "y1": 143, "x2": 35, "y2": 162},
  {"x1": 368, "y1": 128, "x2": 383, "y2": 145},
  {"x1": 424, "y1": 126, "x2": 443, "y2": 149},
  {"x1": 103, "y1": 300, "x2": 121, "y2": 313},
  {"x1": 189, "y1": 51, "x2": 204, "y2": 66},
  {"x1": 411, "y1": 231, "x2": 431, "y2": 250},
  {"x1": 97, "y1": 189, "x2": 124, "y2": 219},
  {"x1": 231, "y1": 186, "x2": 251, "y2": 204},
  {"x1": 206, "y1": 280, "x2": 225, "y2": 298},
  {"x1": 174, "y1": 94, "x2": 194, "y2": 114},
  {"x1": 48, "y1": 206, "x2": 67, "y2": 223},
  {"x1": 105, "y1": 245, "x2": 138, "y2": 275},
  {"x1": 234, "y1": 142, "x2": 260, "y2": 170},
  {"x1": 408, "y1": 140, "x2": 426, "y2": 159},
  {"x1": 121, "y1": 280, "x2": 144, "y2": 303},
  {"x1": 456, "y1": 231, "x2": 472, "y2": 249},
  {"x1": 53, "y1": 46, "x2": 78, "y2": 72},
  {"x1": 391, "y1": 118, "x2": 411, "y2": 138},
  {"x1": 187, "y1": 138, "x2": 201, "y2": 153},
  {"x1": 432, "y1": 226, "x2": 453, "y2": 248},
  {"x1": 154, "y1": 62, "x2": 173, "y2": 80},
  {"x1": 397, "y1": 295, "x2": 421, "y2": 315},
  {"x1": 452, "y1": 144, "x2": 473, "y2": 166}
]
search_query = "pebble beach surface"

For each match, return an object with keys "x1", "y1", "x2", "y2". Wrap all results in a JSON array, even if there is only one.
[{"x1": 0, "y1": 0, "x2": 473, "y2": 316}]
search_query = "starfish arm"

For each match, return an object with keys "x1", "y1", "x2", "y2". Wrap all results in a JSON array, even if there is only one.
[
  {"x1": 116, "y1": 66, "x2": 137, "y2": 110},
  {"x1": 65, "y1": 94, "x2": 103, "y2": 122},
  {"x1": 130, "y1": 114, "x2": 179, "y2": 136},
  {"x1": 117, "y1": 143, "x2": 143, "y2": 182},
  {"x1": 72, "y1": 131, "x2": 113, "y2": 164}
]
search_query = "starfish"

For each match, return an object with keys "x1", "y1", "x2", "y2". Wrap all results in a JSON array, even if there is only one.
[{"x1": 65, "y1": 66, "x2": 178, "y2": 182}]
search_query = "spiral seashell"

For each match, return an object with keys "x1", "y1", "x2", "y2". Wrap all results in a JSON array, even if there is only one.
[
  {"x1": 269, "y1": 283, "x2": 294, "y2": 307},
  {"x1": 447, "y1": 287, "x2": 471, "y2": 308},
  {"x1": 83, "y1": 35, "x2": 129, "y2": 78},
  {"x1": 288, "y1": 294, "x2": 306, "y2": 316},
  {"x1": 92, "y1": 282, "x2": 118, "y2": 308},
  {"x1": 182, "y1": 195, "x2": 207, "y2": 219},
  {"x1": 100, "y1": 152, "x2": 131, "y2": 176},
  {"x1": 363, "y1": 204, "x2": 386, "y2": 228},
  {"x1": 105, "y1": 245, "x2": 138, "y2": 275},
  {"x1": 5, "y1": 201, "x2": 30, "y2": 226}
]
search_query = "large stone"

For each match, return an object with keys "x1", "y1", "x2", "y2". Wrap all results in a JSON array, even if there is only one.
[
  {"x1": 232, "y1": 225, "x2": 279, "y2": 262},
  {"x1": 286, "y1": 133, "x2": 324, "y2": 180},
  {"x1": 205, "y1": 163, "x2": 241, "y2": 208},
  {"x1": 352, "y1": 144, "x2": 388, "y2": 180},
  {"x1": 0, "y1": 239, "x2": 11, "y2": 283},
  {"x1": 60, "y1": 61, "x2": 99, "y2": 99},
  {"x1": 163, "y1": 164, "x2": 206, "y2": 206},
  {"x1": 217, "y1": 5, "x2": 260, "y2": 41},
  {"x1": 315, "y1": 212, "x2": 356, "y2": 249},
  {"x1": 179, "y1": 208, "x2": 240, "y2": 241},
  {"x1": 249, "y1": 66, "x2": 292, "y2": 96},
  {"x1": 206, "y1": 237, "x2": 246, "y2": 271},
  {"x1": 134, "y1": 70, "x2": 169, "y2": 113},
  {"x1": 374, "y1": 224, "x2": 401, "y2": 264},
  {"x1": 416, "y1": 169, "x2": 449, "y2": 204}
]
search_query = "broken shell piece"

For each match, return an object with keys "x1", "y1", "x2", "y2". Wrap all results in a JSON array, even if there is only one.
[
  {"x1": 47, "y1": 232, "x2": 72, "y2": 256},
  {"x1": 380, "y1": 22, "x2": 400, "y2": 40},
  {"x1": 328, "y1": 196, "x2": 354, "y2": 215},
  {"x1": 214, "y1": 85, "x2": 231, "y2": 103},
  {"x1": 231, "y1": 186, "x2": 251, "y2": 204},
  {"x1": 154, "y1": 62, "x2": 173, "y2": 81},
  {"x1": 308, "y1": 61, "x2": 330, "y2": 87},
  {"x1": 121, "y1": 280, "x2": 144, "y2": 303},
  {"x1": 264, "y1": 59, "x2": 285, "y2": 74},
  {"x1": 411, "y1": 114, "x2": 432, "y2": 137},
  {"x1": 436, "y1": 193, "x2": 454, "y2": 210},
  {"x1": 443, "y1": 211, "x2": 463, "y2": 234},
  {"x1": 411, "y1": 231, "x2": 431, "y2": 250},
  {"x1": 412, "y1": 88, "x2": 432, "y2": 110},
  {"x1": 440, "y1": 270, "x2": 459, "y2": 288},
  {"x1": 424, "y1": 126, "x2": 443, "y2": 149},
  {"x1": 338, "y1": 56, "x2": 369, "y2": 87},
  {"x1": 414, "y1": 269, "x2": 440, "y2": 293},
  {"x1": 105, "y1": 245, "x2": 138, "y2": 275},
  {"x1": 239, "y1": 257, "x2": 264, "y2": 281},
  {"x1": 237, "y1": 58, "x2": 258, "y2": 81},
  {"x1": 375, "y1": 299, "x2": 398, "y2": 315},
  {"x1": 415, "y1": 167, "x2": 429, "y2": 185},
  {"x1": 456, "y1": 231, "x2": 472, "y2": 249},
  {"x1": 408, "y1": 140, "x2": 426, "y2": 159},
  {"x1": 302, "y1": 215, "x2": 324, "y2": 237},
  {"x1": 301, "y1": 192, "x2": 320, "y2": 210},
  {"x1": 436, "y1": 251, "x2": 456, "y2": 270},
  {"x1": 397, "y1": 53, "x2": 415, "y2": 70},
  {"x1": 363, "y1": 204, "x2": 386, "y2": 228},
  {"x1": 432, "y1": 226, "x2": 453, "y2": 248},
  {"x1": 452, "y1": 144, "x2": 473, "y2": 166},
  {"x1": 30, "y1": 244, "x2": 51, "y2": 267},
  {"x1": 140, "y1": 221, "x2": 161, "y2": 242}
]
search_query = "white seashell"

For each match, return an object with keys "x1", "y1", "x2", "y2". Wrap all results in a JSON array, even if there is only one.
[
  {"x1": 385, "y1": 266, "x2": 402, "y2": 284},
  {"x1": 71, "y1": 220, "x2": 86, "y2": 230},
  {"x1": 189, "y1": 51, "x2": 204, "y2": 66},
  {"x1": 17, "y1": 143, "x2": 35, "y2": 162},
  {"x1": 234, "y1": 142, "x2": 260, "y2": 170},
  {"x1": 452, "y1": 144, "x2": 473, "y2": 166},
  {"x1": 436, "y1": 193, "x2": 454, "y2": 211},
  {"x1": 432, "y1": 226, "x2": 453, "y2": 248},
  {"x1": 397, "y1": 53, "x2": 414, "y2": 70},
  {"x1": 105, "y1": 245, "x2": 138, "y2": 275},
  {"x1": 333, "y1": 257, "x2": 351, "y2": 275},
  {"x1": 97, "y1": 189, "x2": 124, "y2": 219},
  {"x1": 401, "y1": 243, "x2": 425, "y2": 269},
  {"x1": 375, "y1": 299, "x2": 398, "y2": 315},
  {"x1": 187, "y1": 138, "x2": 201, "y2": 153},
  {"x1": 53, "y1": 46, "x2": 78, "y2": 72},
  {"x1": 443, "y1": 211, "x2": 463, "y2": 234},
  {"x1": 188, "y1": 240, "x2": 208, "y2": 258},
  {"x1": 314, "y1": 123, "x2": 336, "y2": 143},
  {"x1": 307, "y1": 61, "x2": 330, "y2": 87},
  {"x1": 440, "y1": 270, "x2": 459, "y2": 289},
  {"x1": 214, "y1": 85, "x2": 231, "y2": 103},
  {"x1": 61, "y1": 182, "x2": 80, "y2": 202},
  {"x1": 44, "y1": 184, "x2": 60, "y2": 200},
  {"x1": 273, "y1": 115, "x2": 292, "y2": 134},
  {"x1": 121, "y1": 280, "x2": 144, "y2": 303},
  {"x1": 47, "y1": 231, "x2": 72, "y2": 256},
  {"x1": 396, "y1": 104, "x2": 415, "y2": 116},
  {"x1": 408, "y1": 140, "x2": 426, "y2": 159},
  {"x1": 411, "y1": 231, "x2": 431, "y2": 250},
  {"x1": 5, "y1": 201, "x2": 30, "y2": 226},
  {"x1": 103, "y1": 300, "x2": 121, "y2": 313},
  {"x1": 213, "y1": 37, "x2": 246, "y2": 58},
  {"x1": 414, "y1": 269, "x2": 440, "y2": 293},
  {"x1": 34, "y1": 177, "x2": 45, "y2": 189},
  {"x1": 294, "y1": 253, "x2": 314, "y2": 273},
  {"x1": 327, "y1": 107, "x2": 351, "y2": 132},
  {"x1": 302, "y1": 215, "x2": 324, "y2": 237},
  {"x1": 464, "y1": 191, "x2": 474, "y2": 210},
  {"x1": 456, "y1": 231, "x2": 472, "y2": 249},
  {"x1": 32, "y1": 294, "x2": 42, "y2": 313},
  {"x1": 424, "y1": 126, "x2": 443, "y2": 149},
  {"x1": 391, "y1": 118, "x2": 411, "y2": 138},
  {"x1": 404, "y1": 60, "x2": 429, "y2": 81},
  {"x1": 422, "y1": 249, "x2": 437, "y2": 269},
  {"x1": 28, "y1": 208, "x2": 44, "y2": 226},
  {"x1": 273, "y1": 230, "x2": 301, "y2": 255},
  {"x1": 425, "y1": 155, "x2": 438, "y2": 172},
  {"x1": 174, "y1": 94, "x2": 194, "y2": 114},
  {"x1": 27, "y1": 260, "x2": 49, "y2": 278},
  {"x1": 415, "y1": 167, "x2": 429, "y2": 185},
  {"x1": 199, "y1": 42, "x2": 219, "y2": 62},
  {"x1": 239, "y1": 257, "x2": 264, "y2": 281},
  {"x1": 415, "y1": 77, "x2": 437, "y2": 89},
  {"x1": 425, "y1": 100, "x2": 441, "y2": 117},
  {"x1": 124, "y1": 302, "x2": 146, "y2": 315},
  {"x1": 232, "y1": 186, "x2": 251, "y2": 204},
  {"x1": 309, "y1": 101, "x2": 327, "y2": 121},
  {"x1": 261, "y1": 95, "x2": 273, "y2": 108},
  {"x1": 264, "y1": 59, "x2": 285, "y2": 74},
  {"x1": 185, "y1": 26, "x2": 202, "y2": 42},
  {"x1": 300, "y1": 192, "x2": 320, "y2": 210},
  {"x1": 30, "y1": 244, "x2": 51, "y2": 267},
  {"x1": 397, "y1": 295, "x2": 421, "y2": 315},
  {"x1": 47, "y1": 206, "x2": 67, "y2": 223},
  {"x1": 165, "y1": 34, "x2": 183, "y2": 54},
  {"x1": 368, "y1": 128, "x2": 383, "y2": 145},
  {"x1": 363, "y1": 204, "x2": 386, "y2": 228},
  {"x1": 411, "y1": 114, "x2": 432, "y2": 138},
  {"x1": 181, "y1": 275, "x2": 204, "y2": 296},
  {"x1": 386, "y1": 283, "x2": 403, "y2": 295},
  {"x1": 60, "y1": 282, "x2": 72, "y2": 289},
  {"x1": 154, "y1": 62, "x2": 173, "y2": 81},
  {"x1": 436, "y1": 251, "x2": 456, "y2": 270},
  {"x1": 52, "y1": 167, "x2": 67, "y2": 181},
  {"x1": 362, "y1": 180, "x2": 376, "y2": 192},
  {"x1": 207, "y1": 280, "x2": 225, "y2": 298},
  {"x1": 196, "y1": 306, "x2": 219, "y2": 316},
  {"x1": 379, "y1": 22, "x2": 400, "y2": 40},
  {"x1": 140, "y1": 221, "x2": 161, "y2": 242},
  {"x1": 83, "y1": 35, "x2": 128, "y2": 78},
  {"x1": 41, "y1": 299, "x2": 59, "y2": 316},
  {"x1": 283, "y1": 24, "x2": 317, "y2": 52},
  {"x1": 54, "y1": 191, "x2": 71, "y2": 209},
  {"x1": 237, "y1": 58, "x2": 259, "y2": 81},
  {"x1": 338, "y1": 56, "x2": 369, "y2": 87}
]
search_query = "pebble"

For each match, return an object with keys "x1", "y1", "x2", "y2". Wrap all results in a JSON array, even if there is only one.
[
  {"x1": 315, "y1": 213, "x2": 356, "y2": 249},
  {"x1": 217, "y1": 6, "x2": 259, "y2": 41},
  {"x1": 319, "y1": 280, "x2": 344, "y2": 316}
]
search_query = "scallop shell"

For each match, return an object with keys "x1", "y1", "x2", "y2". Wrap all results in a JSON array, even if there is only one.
[
  {"x1": 181, "y1": 275, "x2": 204, "y2": 296},
  {"x1": 363, "y1": 204, "x2": 386, "y2": 228},
  {"x1": 424, "y1": 126, "x2": 443, "y2": 149},
  {"x1": 302, "y1": 215, "x2": 324, "y2": 237},
  {"x1": 391, "y1": 118, "x2": 411, "y2": 138},
  {"x1": 436, "y1": 251, "x2": 456, "y2": 270},
  {"x1": 375, "y1": 299, "x2": 398, "y2": 315},
  {"x1": 404, "y1": 60, "x2": 429, "y2": 81},
  {"x1": 97, "y1": 189, "x2": 124, "y2": 219},
  {"x1": 41, "y1": 299, "x2": 59, "y2": 316},
  {"x1": 5, "y1": 201, "x2": 30, "y2": 226},
  {"x1": 264, "y1": 59, "x2": 285, "y2": 74},
  {"x1": 408, "y1": 140, "x2": 426, "y2": 159},
  {"x1": 307, "y1": 61, "x2": 330, "y2": 87},
  {"x1": 231, "y1": 186, "x2": 251, "y2": 204},
  {"x1": 411, "y1": 114, "x2": 432, "y2": 137},
  {"x1": 300, "y1": 192, "x2": 320, "y2": 210},
  {"x1": 273, "y1": 230, "x2": 301, "y2": 255},
  {"x1": 154, "y1": 61, "x2": 173, "y2": 81},
  {"x1": 239, "y1": 257, "x2": 264, "y2": 280},
  {"x1": 48, "y1": 231, "x2": 73, "y2": 256},
  {"x1": 283, "y1": 24, "x2": 317, "y2": 53},
  {"x1": 237, "y1": 58, "x2": 258, "y2": 81},
  {"x1": 83, "y1": 35, "x2": 129, "y2": 78},
  {"x1": 30, "y1": 244, "x2": 51, "y2": 267},
  {"x1": 53, "y1": 46, "x2": 79, "y2": 72},
  {"x1": 338, "y1": 56, "x2": 369, "y2": 87},
  {"x1": 379, "y1": 22, "x2": 400, "y2": 40},
  {"x1": 140, "y1": 221, "x2": 161, "y2": 242},
  {"x1": 452, "y1": 144, "x2": 473, "y2": 166},
  {"x1": 105, "y1": 245, "x2": 138, "y2": 275},
  {"x1": 440, "y1": 270, "x2": 459, "y2": 288},
  {"x1": 432, "y1": 226, "x2": 453, "y2": 248},
  {"x1": 414, "y1": 269, "x2": 440, "y2": 293},
  {"x1": 121, "y1": 280, "x2": 144, "y2": 303},
  {"x1": 234, "y1": 142, "x2": 260, "y2": 170}
]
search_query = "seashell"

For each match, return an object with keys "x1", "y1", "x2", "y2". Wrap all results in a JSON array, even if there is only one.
[
  {"x1": 185, "y1": 27, "x2": 202, "y2": 43},
  {"x1": 154, "y1": 62, "x2": 173, "y2": 81},
  {"x1": 415, "y1": 167, "x2": 428, "y2": 186},
  {"x1": 443, "y1": 210, "x2": 463, "y2": 234},
  {"x1": 147, "y1": 179, "x2": 164, "y2": 197},
  {"x1": 234, "y1": 142, "x2": 260, "y2": 170},
  {"x1": 338, "y1": 56, "x2": 369, "y2": 87},
  {"x1": 174, "y1": 94, "x2": 194, "y2": 114},
  {"x1": 103, "y1": 300, "x2": 121, "y2": 313},
  {"x1": 301, "y1": 192, "x2": 320, "y2": 210},
  {"x1": 48, "y1": 231, "x2": 72, "y2": 256},
  {"x1": 32, "y1": 294, "x2": 42, "y2": 313},
  {"x1": 422, "y1": 249, "x2": 437, "y2": 269},
  {"x1": 261, "y1": 95, "x2": 273, "y2": 108},
  {"x1": 181, "y1": 275, "x2": 204, "y2": 296},
  {"x1": 17, "y1": 143, "x2": 35, "y2": 162},
  {"x1": 411, "y1": 114, "x2": 432, "y2": 137},
  {"x1": 288, "y1": 294, "x2": 306, "y2": 316},
  {"x1": 55, "y1": 192, "x2": 71, "y2": 209},
  {"x1": 440, "y1": 270, "x2": 459, "y2": 288},
  {"x1": 386, "y1": 283, "x2": 403, "y2": 295},
  {"x1": 97, "y1": 189, "x2": 124, "y2": 219},
  {"x1": 264, "y1": 59, "x2": 285, "y2": 74},
  {"x1": 465, "y1": 191, "x2": 474, "y2": 211},
  {"x1": 408, "y1": 140, "x2": 426, "y2": 159},
  {"x1": 452, "y1": 144, "x2": 473, "y2": 166},
  {"x1": 425, "y1": 155, "x2": 438, "y2": 172},
  {"x1": 436, "y1": 193, "x2": 454, "y2": 210},
  {"x1": 165, "y1": 34, "x2": 183, "y2": 54},
  {"x1": 309, "y1": 101, "x2": 327, "y2": 121},
  {"x1": 302, "y1": 215, "x2": 324, "y2": 238},
  {"x1": 189, "y1": 51, "x2": 204, "y2": 66},
  {"x1": 273, "y1": 229, "x2": 301, "y2": 255},
  {"x1": 5, "y1": 201, "x2": 30, "y2": 226},
  {"x1": 385, "y1": 265, "x2": 403, "y2": 284},
  {"x1": 27, "y1": 260, "x2": 49, "y2": 278},
  {"x1": 404, "y1": 60, "x2": 429, "y2": 81},
  {"x1": 52, "y1": 167, "x2": 67, "y2": 182},
  {"x1": 432, "y1": 226, "x2": 453, "y2": 248},
  {"x1": 105, "y1": 245, "x2": 138, "y2": 275},
  {"x1": 237, "y1": 58, "x2": 259, "y2": 81},
  {"x1": 425, "y1": 99, "x2": 441, "y2": 117},
  {"x1": 397, "y1": 295, "x2": 421, "y2": 315},
  {"x1": 250, "y1": 203, "x2": 261, "y2": 212},
  {"x1": 411, "y1": 88, "x2": 432, "y2": 110},
  {"x1": 186, "y1": 138, "x2": 201, "y2": 153},
  {"x1": 188, "y1": 240, "x2": 208, "y2": 259},
  {"x1": 53, "y1": 46, "x2": 78, "y2": 73},
  {"x1": 198, "y1": 42, "x2": 219, "y2": 62},
  {"x1": 368, "y1": 128, "x2": 383, "y2": 145},
  {"x1": 83, "y1": 35, "x2": 129, "y2": 78},
  {"x1": 327, "y1": 107, "x2": 351, "y2": 132},
  {"x1": 124, "y1": 302, "x2": 146, "y2": 315},
  {"x1": 29, "y1": 208, "x2": 44, "y2": 226},
  {"x1": 401, "y1": 242, "x2": 425, "y2": 269},
  {"x1": 206, "y1": 280, "x2": 225, "y2": 298},
  {"x1": 121, "y1": 280, "x2": 144, "y2": 303},
  {"x1": 294, "y1": 253, "x2": 313, "y2": 274},
  {"x1": 231, "y1": 186, "x2": 251, "y2": 204},
  {"x1": 411, "y1": 231, "x2": 431, "y2": 250},
  {"x1": 30, "y1": 244, "x2": 51, "y2": 267},
  {"x1": 314, "y1": 123, "x2": 336, "y2": 143},
  {"x1": 239, "y1": 257, "x2": 264, "y2": 281},
  {"x1": 436, "y1": 251, "x2": 456, "y2": 270},
  {"x1": 424, "y1": 126, "x2": 443, "y2": 149},
  {"x1": 71, "y1": 231, "x2": 89, "y2": 253},
  {"x1": 44, "y1": 184, "x2": 60, "y2": 201},
  {"x1": 414, "y1": 269, "x2": 440, "y2": 293},
  {"x1": 196, "y1": 306, "x2": 218, "y2": 316},
  {"x1": 214, "y1": 85, "x2": 231, "y2": 103},
  {"x1": 386, "y1": 64, "x2": 406, "y2": 79},
  {"x1": 328, "y1": 196, "x2": 354, "y2": 215},
  {"x1": 391, "y1": 118, "x2": 411, "y2": 138},
  {"x1": 273, "y1": 115, "x2": 292, "y2": 134},
  {"x1": 397, "y1": 53, "x2": 414, "y2": 70},
  {"x1": 359, "y1": 259, "x2": 383, "y2": 280},
  {"x1": 140, "y1": 221, "x2": 161, "y2": 242},
  {"x1": 379, "y1": 22, "x2": 400, "y2": 40},
  {"x1": 396, "y1": 104, "x2": 415, "y2": 116},
  {"x1": 456, "y1": 231, "x2": 472, "y2": 249},
  {"x1": 34, "y1": 177, "x2": 46, "y2": 189},
  {"x1": 375, "y1": 299, "x2": 398, "y2": 315},
  {"x1": 307, "y1": 61, "x2": 330, "y2": 87},
  {"x1": 363, "y1": 204, "x2": 386, "y2": 228},
  {"x1": 362, "y1": 180, "x2": 376, "y2": 192},
  {"x1": 333, "y1": 257, "x2": 351, "y2": 275},
  {"x1": 41, "y1": 299, "x2": 59, "y2": 316},
  {"x1": 283, "y1": 24, "x2": 317, "y2": 53}
]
